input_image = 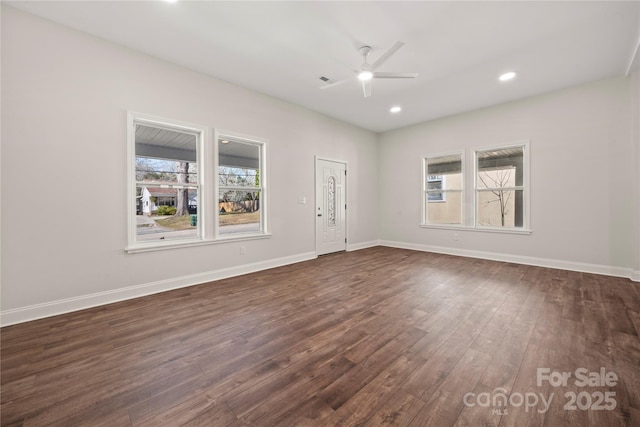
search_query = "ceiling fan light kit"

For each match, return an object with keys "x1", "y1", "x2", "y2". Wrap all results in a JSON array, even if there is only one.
[
  {"x1": 358, "y1": 70, "x2": 373, "y2": 81},
  {"x1": 321, "y1": 41, "x2": 418, "y2": 98}
]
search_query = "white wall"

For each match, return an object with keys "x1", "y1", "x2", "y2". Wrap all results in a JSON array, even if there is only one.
[
  {"x1": 0, "y1": 7, "x2": 379, "y2": 324},
  {"x1": 378, "y1": 74, "x2": 639, "y2": 279}
]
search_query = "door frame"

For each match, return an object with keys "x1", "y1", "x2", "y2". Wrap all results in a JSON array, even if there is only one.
[{"x1": 315, "y1": 156, "x2": 348, "y2": 255}]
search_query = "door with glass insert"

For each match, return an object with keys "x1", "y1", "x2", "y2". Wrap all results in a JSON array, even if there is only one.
[{"x1": 315, "y1": 159, "x2": 346, "y2": 255}]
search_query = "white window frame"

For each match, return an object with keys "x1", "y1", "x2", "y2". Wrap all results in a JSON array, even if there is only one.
[
  {"x1": 473, "y1": 141, "x2": 531, "y2": 233},
  {"x1": 421, "y1": 151, "x2": 464, "y2": 227},
  {"x1": 126, "y1": 112, "x2": 270, "y2": 253}
]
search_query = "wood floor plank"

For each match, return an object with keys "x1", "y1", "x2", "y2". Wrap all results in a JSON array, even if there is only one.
[
  {"x1": 496, "y1": 343, "x2": 551, "y2": 427},
  {"x1": 453, "y1": 383, "x2": 502, "y2": 427},
  {"x1": 319, "y1": 351, "x2": 427, "y2": 427},
  {"x1": 267, "y1": 396, "x2": 335, "y2": 427},
  {"x1": 133, "y1": 395, "x2": 237, "y2": 427},
  {"x1": 238, "y1": 356, "x2": 354, "y2": 425},
  {"x1": 402, "y1": 331, "x2": 477, "y2": 401},
  {"x1": 362, "y1": 389, "x2": 424, "y2": 426},
  {"x1": 407, "y1": 348, "x2": 492, "y2": 426},
  {"x1": 1, "y1": 247, "x2": 638, "y2": 426},
  {"x1": 315, "y1": 362, "x2": 377, "y2": 411}
]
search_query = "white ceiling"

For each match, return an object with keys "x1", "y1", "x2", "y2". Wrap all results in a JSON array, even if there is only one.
[{"x1": 8, "y1": 1, "x2": 640, "y2": 133}]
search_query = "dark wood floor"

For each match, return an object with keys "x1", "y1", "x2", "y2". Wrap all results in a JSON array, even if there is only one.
[{"x1": 2, "y1": 247, "x2": 639, "y2": 426}]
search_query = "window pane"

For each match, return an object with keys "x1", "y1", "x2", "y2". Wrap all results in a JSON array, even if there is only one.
[
  {"x1": 476, "y1": 147, "x2": 523, "y2": 189},
  {"x1": 426, "y1": 191, "x2": 462, "y2": 224},
  {"x1": 218, "y1": 137, "x2": 263, "y2": 236},
  {"x1": 136, "y1": 125, "x2": 198, "y2": 183},
  {"x1": 426, "y1": 155, "x2": 462, "y2": 190},
  {"x1": 477, "y1": 189, "x2": 523, "y2": 227},
  {"x1": 424, "y1": 153, "x2": 463, "y2": 225},
  {"x1": 136, "y1": 186, "x2": 199, "y2": 242},
  {"x1": 219, "y1": 139, "x2": 260, "y2": 188},
  {"x1": 219, "y1": 190, "x2": 261, "y2": 235},
  {"x1": 427, "y1": 191, "x2": 444, "y2": 202},
  {"x1": 218, "y1": 166, "x2": 259, "y2": 188},
  {"x1": 427, "y1": 176, "x2": 442, "y2": 191},
  {"x1": 476, "y1": 146, "x2": 525, "y2": 228},
  {"x1": 477, "y1": 167, "x2": 516, "y2": 189},
  {"x1": 132, "y1": 120, "x2": 201, "y2": 246}
]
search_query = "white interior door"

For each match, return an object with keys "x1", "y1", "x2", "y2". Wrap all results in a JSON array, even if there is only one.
[{"x1": 315, "y1": 159, "x2": 346, "y2": 255}]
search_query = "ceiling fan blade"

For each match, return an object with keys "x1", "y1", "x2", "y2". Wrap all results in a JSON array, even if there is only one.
[
  {"x1": 362, "y1": 79, "x2": 371, "y2": 98},
  {"x1": 371, "y1": 41, "x2": 405, "y2": 70},
  {"x1": 320, "y1": 76, "x2": 355, "y2": 90},
  {"x1": 372, "y1": 72, "x2": 418, "y2": 79}
]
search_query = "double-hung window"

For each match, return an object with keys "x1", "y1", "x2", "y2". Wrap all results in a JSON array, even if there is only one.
[
  {"x1": 423, "y1": 153, "x2": 463, "y2": 225},
  {"x1": 127, "y1": 113, "x2": 268, "y2": 252},
  {"x1": 475, "y1": 145, "x2": 528, "y2": 229},
  {"x1": 422, "y1": 142, "x2": 530, "y2": 233},
  {"x1": 217, "y1": 135, "x2": 266, "y2": 236}
]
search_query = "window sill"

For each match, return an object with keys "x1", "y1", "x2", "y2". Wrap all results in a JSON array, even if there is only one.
[
  {"x1": 419, "y1": 224, "x2": 532, "y2": 235},
  {"x1": 419, "y1": 224, "x2": 466, "y2": 231},
  {"x1": 126, "y1": 232, "x2": 272, "y2": 254}
]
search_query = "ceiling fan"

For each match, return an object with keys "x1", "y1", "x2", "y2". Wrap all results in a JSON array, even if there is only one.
[{"x1": 321, "y1": 41, "x2": 418, "y2": 98}]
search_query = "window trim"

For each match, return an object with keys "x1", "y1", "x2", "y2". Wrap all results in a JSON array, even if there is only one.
[{"x1": 126, "y1": 113, "x2": 270, "y2": 253}]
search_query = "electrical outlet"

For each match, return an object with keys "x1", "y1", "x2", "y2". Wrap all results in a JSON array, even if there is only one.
[
  {"x1": 240, "y1": 245, "x2": 247, "y2": 255},
  {"x1": 453, "y1": 232, "x2": 460, "y2": 242}
]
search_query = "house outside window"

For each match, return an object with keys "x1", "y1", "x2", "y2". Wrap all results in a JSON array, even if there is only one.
[{"x1": 427, "y1": 175, "x2": 446, "y2": 202}]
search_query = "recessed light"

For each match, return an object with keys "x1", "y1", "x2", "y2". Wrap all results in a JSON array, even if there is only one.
[
  {"x1": 499, "y1": 71, "x2": 517, "y2": 82},
  {"x1": 220, "y1": 139, "x2": 229, "y2": 144},
  {"x1": 390, "y1": 106, "x2": 402, "y2": 113}
]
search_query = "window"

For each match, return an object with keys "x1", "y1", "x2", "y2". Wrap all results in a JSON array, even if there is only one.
[
  {"x1": 475, "y1": 145, "x2": 527, "y2": 229},
  {"x1": 131, "y1": 117, "x2": 202, "y2": 245},
  {"x1": 423, "y1": 153, "x2": 463, "y2": 225},
  {"x1": 421, "y1": 142, "x2": 530, "y2": 233},
  {"x1": 218, "y1": 135, "x2": 266, "y2": 236},
  {"x1": 127, "y1": 113, "x2": 268, "y2": 252}
]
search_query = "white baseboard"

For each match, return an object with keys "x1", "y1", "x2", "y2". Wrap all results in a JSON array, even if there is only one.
[
  {"x1": 347, "y1": 240, "x2": 381, "y2": 252},
  {"x1": 379, "y1": 240, "x2": 640, "y2": 282},
  {"x1": 1, "y1": 252, "x2": 317, "y2": 327}
]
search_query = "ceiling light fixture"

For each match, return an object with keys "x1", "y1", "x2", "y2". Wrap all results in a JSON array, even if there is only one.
[
  {"x1": 499, "y1": 71, "x2": 517, "y2": 82},
  {"x1": 220, "y1": 139, "x2": 229, "y2": 144},
  {"x1": 390, "y1": 106, "x2": 402, "y2": 113},
  {"x1": 357, "y1": 70, "x2": 373, "y2": 81}
]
